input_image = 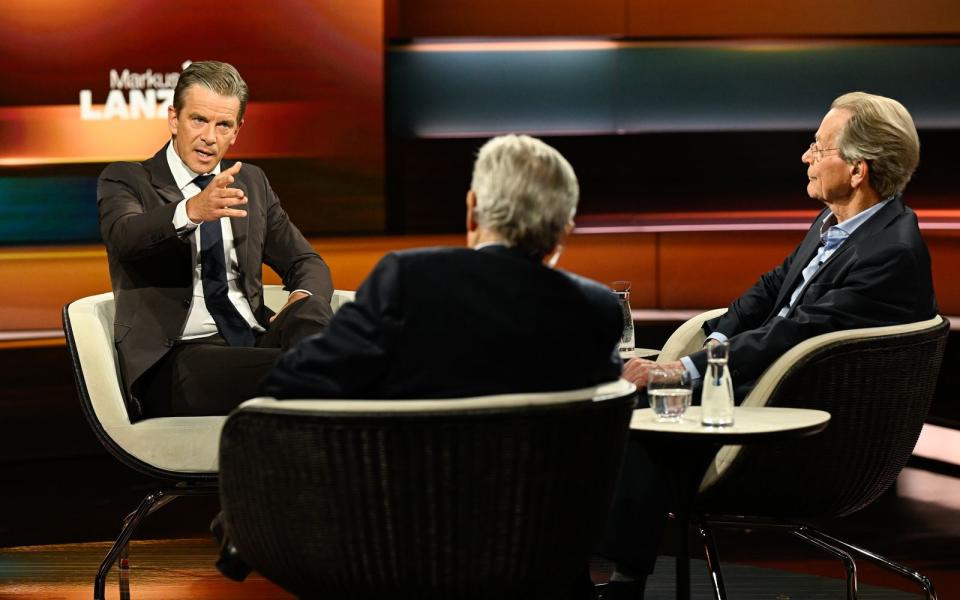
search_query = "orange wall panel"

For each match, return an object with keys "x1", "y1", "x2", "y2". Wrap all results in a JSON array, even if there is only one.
[
  {"x1": 628, "y1": 0, "x2": 960, "y2": 37},
  {"x1": 2, "y1": 230, "x2": 956, "y2": 334},
  {"x1": 926, "y1": 231, "x2": 960, "y2": 316},
  {"x1": 281, "y1": 234, "x2": 464, "y2": 291},
  {"x1": 562, "y1": 233, "x2": 658, "y2": 307},
  {"x1": 658, "y1": 231, "x2": 801, "y2": 309},
  {"x1": 0, "y1": 248, "x2": 111, "y2": 332}
]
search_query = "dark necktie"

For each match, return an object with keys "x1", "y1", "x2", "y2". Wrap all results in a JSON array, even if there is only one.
[{"x1": 193, "y1": 174, "x2": 256, "y2": 347}]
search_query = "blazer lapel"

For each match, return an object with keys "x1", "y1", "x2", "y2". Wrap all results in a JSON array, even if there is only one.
[
  {"x1": 770, "y1": 209, "x2": 829, "y2": 313},
  {"x1": 145, "y1": 143, "x2": 185, "y2": 205},
  {"x1": 222, "y1": 158, "x2": 249, "y2": 271},
  {"x1": 811, "y1": 196, "x2": 904, "y2": 275},
  {"x1": 779, "y1": 197, "x2": 905, "y2": 318}
]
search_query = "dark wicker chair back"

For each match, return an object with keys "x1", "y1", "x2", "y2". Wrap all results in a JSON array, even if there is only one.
[
  {"x1": 698, "y1": 316, "x2": 949, "y2": 519},
  {"x1": 218, "y1": 383, "x2": 637, "y2": 600}
]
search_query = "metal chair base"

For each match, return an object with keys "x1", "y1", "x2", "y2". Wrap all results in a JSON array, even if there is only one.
[
  {"x1": 700, "y1": 515, "x2": 937, "y2": 600},
  {"x1": 94, "y1": 482, "x2": 217, "y2": 600}
]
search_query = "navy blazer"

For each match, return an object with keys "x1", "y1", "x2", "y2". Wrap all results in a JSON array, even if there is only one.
[
  {"x1": 262, "y1": 245, "x2": 624, "y2": 399},
  {"x1": 690, "y1": 196, "x2": 937, "y2": 398}
]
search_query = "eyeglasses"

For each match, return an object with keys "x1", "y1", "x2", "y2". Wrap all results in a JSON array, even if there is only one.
[{"x1": 808, "y1": 142, "x2": 840, "y2": 162}]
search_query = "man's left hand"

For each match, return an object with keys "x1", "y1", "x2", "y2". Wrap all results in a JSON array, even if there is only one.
[
  {"x1": 623, "y1": 358, "x2": 685, "y2": 389},
  {"x1": 270, "y1": 291, "x2": 309, "y2": 323}
]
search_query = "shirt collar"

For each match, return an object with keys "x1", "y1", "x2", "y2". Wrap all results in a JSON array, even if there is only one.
[
  {"x1": 473, "y1": 241, "x2": 509, "y2": 250},
  {"x1": 165, "y1": 140, "x2": 221, "y2": 192},
  {"x1": 820, "y1": 196, "x2": 895, "y2": 242}
]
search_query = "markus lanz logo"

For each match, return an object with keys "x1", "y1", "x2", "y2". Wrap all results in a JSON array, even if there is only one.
[{"x1": 79, "y1": 61, "x2": 191, "y2": 120}]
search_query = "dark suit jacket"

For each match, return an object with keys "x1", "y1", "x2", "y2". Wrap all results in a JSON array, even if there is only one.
[
  {"x1": 690, "y1": 196, "x2": 937, "y2": 397},
  {"x1": 98, "y1": 144, "x2": 333, "y2": 405},
  {"x1": 262, "y1": 245, "x2": 624, "y2": 399}
]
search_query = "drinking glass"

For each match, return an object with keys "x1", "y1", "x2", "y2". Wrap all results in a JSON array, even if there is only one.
[
  {"x1": 647, "y1": 364, "x2": 692, "y2": 422},
  {"x1": 610, "y1": 280, "x2": 634, "y2": 352}
]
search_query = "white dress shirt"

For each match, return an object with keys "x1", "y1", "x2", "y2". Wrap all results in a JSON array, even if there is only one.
[{"x1": 166, "y1": 142, "x2": 264, "y2": 340}]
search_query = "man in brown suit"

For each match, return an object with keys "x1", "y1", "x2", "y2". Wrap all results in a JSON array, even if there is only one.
[{"x1": 98, "y1": 60, "x2": 333, "y2": 420}]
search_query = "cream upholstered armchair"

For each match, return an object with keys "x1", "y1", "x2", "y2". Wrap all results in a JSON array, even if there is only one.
[
  {"x1": 655, "y1": 307, "x2": 728, "y2": 364},
  {"x1": 655, "y1": 309, "x2": 948, "y2": 600},
  {"x1": 62, "y1": 285, "x2": 355, "y2": 600}
]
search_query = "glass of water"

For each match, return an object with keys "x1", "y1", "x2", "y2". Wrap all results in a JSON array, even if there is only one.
[
  {"x1": 610, "y1": 280, "x2": 635, "y2": 352},
  {"x1": 647, "y1": 364, "x2": 692, "y2": 423}
]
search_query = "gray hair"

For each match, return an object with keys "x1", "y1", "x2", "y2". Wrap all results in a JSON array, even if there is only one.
[
  {"x1": 470, "y1": 135, "x2": 579, "y2": 257},
  {"x1": 173, "y1": 61, "x2": 250, "y2": 122},
  {"x1": 831, "y1": 92, "x2": 920, "y2": 198}
]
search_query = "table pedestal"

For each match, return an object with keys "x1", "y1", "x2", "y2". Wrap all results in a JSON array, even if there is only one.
[{"x1": 629, "y1": 406, "x2": 831, "y2": 600}]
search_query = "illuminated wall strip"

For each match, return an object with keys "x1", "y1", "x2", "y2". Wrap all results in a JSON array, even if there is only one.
[
  {"x1": 394, "y1": 37, "x2": 946, "y2": 53},
  {"x1": 913, "y1": 423, "x2": 960, "y2": 467},
  {"x1": 574, "y1": 220, "x2": 960, "y2": 234},
  {"x1": 389, "y1": 43, "x2": 960, "y2": 138}
]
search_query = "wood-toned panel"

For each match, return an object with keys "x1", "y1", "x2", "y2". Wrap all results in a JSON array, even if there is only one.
[
  {"x1": 925, "y1": 230, "x2": 960, "y2": 316},
  {"x1": 3, "y1": 229, "x2": 956, "y2": 333},
  {"x1": 658, "y1": 229, "x2": 960, "y2": 315},
  {"x1": 293, "y1": 234, "x2": 464, "y2": 291},
  {"x1": 0, "y1": 238, "x2": 467, "y2": 334},
  {"x1": 628, "y1": 0, "x2": 960, "y2": 37},
  {"x1": 658, "y1": 231, "x2": 800, "y2": 309},
  {"x1": 0, "y1": 248, "x2": 111, "y2": 332},
  {"x1": 388, "y1": 0, "x2": 626, "y2": 38},
  {"x1": 562, "y1": 233, "x2": 658, "y2": 307}
]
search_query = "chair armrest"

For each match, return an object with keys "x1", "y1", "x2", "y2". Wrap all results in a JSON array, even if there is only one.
[{"x1": 657, "y1": 308, "x2": 728, "y2": 363}]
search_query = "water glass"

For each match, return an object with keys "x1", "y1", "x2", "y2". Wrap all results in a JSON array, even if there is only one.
[
  {"x1": 647, "y1": 364, "x2": 692, "y2": 422},
  {"x1": 610, "y1": 280, "x2": 634, "y2": 352}
]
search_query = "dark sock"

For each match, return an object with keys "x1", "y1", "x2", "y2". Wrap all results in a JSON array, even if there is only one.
[{"x1": 600, "y1": 573, "x2": 647, "y2": 600}]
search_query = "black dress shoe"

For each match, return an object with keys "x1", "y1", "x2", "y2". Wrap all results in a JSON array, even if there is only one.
[
  {"x1": 215, "y1": 542, "x2": 253, "y2": 582},
  {"x1": 210, "y1": 513, "x2": 252, "y2": 582},
  {"x1": 597, "y1": 579, "x2": 645, "y2": 600}
]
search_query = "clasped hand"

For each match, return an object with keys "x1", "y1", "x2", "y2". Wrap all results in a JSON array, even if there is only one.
[
  {"x1": 622, "y1": 358, "x2": 685, "y2": 388},
  {"x1": 186, "y1": 162, "x2": 248, "y2": 223},
  {"x1": 270, "y1": 291, "x2": 309, "y2": 323}
]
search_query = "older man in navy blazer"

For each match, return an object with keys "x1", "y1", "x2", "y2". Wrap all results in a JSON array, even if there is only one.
[{"x1": 602, "y1": 92, "x2": 937, "y2": 599}]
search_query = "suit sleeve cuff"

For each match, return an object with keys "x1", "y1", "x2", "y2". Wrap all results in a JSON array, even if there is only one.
[
  {"x1": 173, "y1": 199, "x2": 201, "y2": 236},
  {"x1": 706, "y1": 331, "x2": 729, "y2": 345},
  {"x1": 680, "y1": 355, "x2": 701, "y2": 383}
]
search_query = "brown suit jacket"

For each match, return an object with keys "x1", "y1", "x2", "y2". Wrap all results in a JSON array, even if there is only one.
[{"x1": 97, "y1": 143, "x2": 333, "y2": 407}]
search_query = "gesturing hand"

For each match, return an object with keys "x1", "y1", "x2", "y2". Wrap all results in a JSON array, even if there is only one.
[{"x1": 186, "y1": 162, "x2": 248, "y2": 223}]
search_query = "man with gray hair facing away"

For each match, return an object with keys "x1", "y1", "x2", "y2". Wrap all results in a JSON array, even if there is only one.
[
  {"x1": 264, "y1": 133, "x2": 622, "y2": 401},
  {"x1": 252, "y1": 134, "x2": 623, "y2": 597}
]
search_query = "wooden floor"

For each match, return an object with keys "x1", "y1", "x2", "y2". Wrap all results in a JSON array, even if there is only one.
[
  {"x1": 1, "y1": 322, "x2": 957, "y2": 599},
  {"x1": 0, "y1": 534, "x2": 946, "y2": 600},
  {"x1": 0, "y1": 539, "x2": 293, "y2": 600},
  {"x1": 0, "y1": 465, "x2": 957, "y2": 599}
]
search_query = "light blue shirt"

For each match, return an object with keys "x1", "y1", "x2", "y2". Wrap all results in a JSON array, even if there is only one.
[{"x1": 681, "y1": 198, "x2": 894, "y2": 382}]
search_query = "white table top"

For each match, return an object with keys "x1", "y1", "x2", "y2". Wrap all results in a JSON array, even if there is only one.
[
  {"x1": 630, "y1": 406, "x2": 831, "y2": 443},
  {"x1": 619, "y1": 348, "x2": 659, "y2": 359}
]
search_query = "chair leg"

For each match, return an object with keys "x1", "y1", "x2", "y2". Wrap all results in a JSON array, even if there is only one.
[
  {"x1": 94, "y1": 490, "x2": 175, "y2": 600},
  {"x1": 676, "y1": 516, "x2": 691, "y2": 600},
  {"x1": 791, "y1": 526, "x2": 858, "y2": 600},
  {"x1": 799, "y1": 526, "x2": 938, "y2": 600},
  {"x1": 695, "y1": 520, "x2": 727, "y2": 600}
]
